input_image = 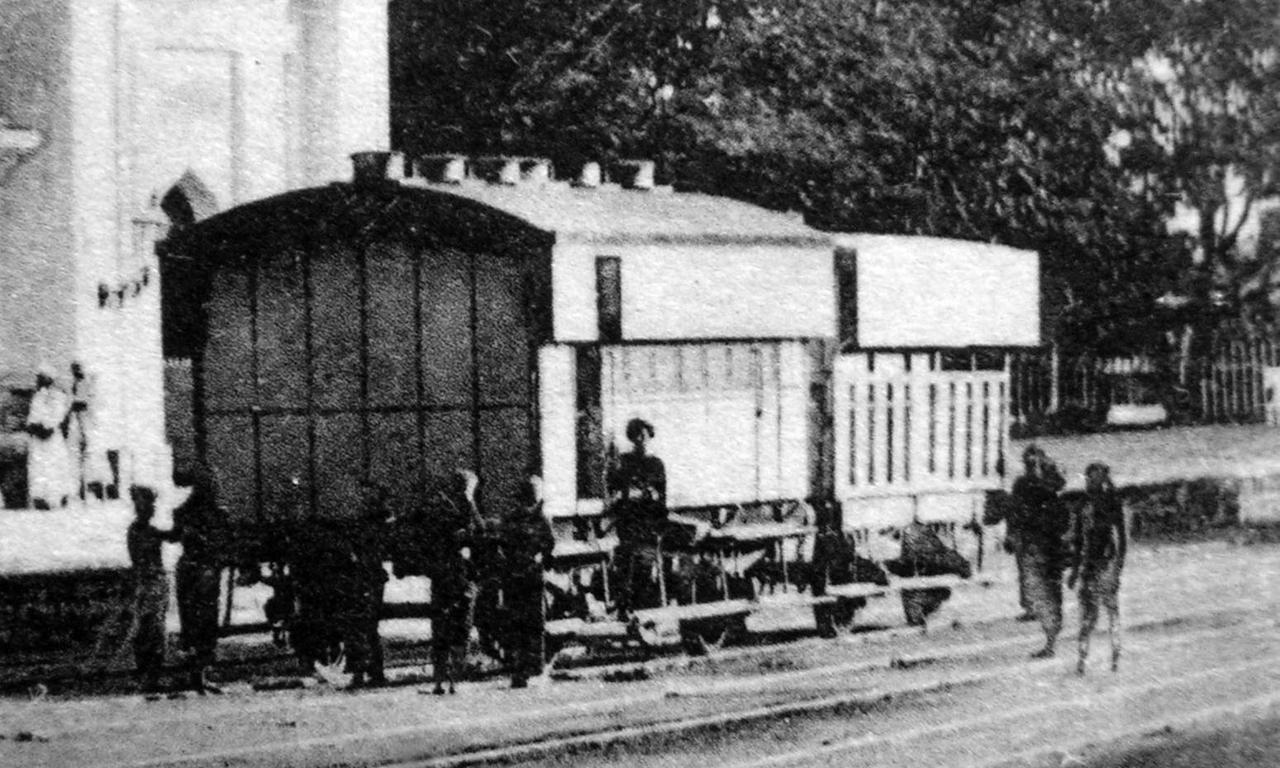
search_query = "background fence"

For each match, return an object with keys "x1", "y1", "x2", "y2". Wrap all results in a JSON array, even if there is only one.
[{"x1": 1010, "y1": 337, "x2": 1280, "y2": 436}]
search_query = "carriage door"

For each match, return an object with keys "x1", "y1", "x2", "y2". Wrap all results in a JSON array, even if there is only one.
[
  {"x1": 598, "y1": 342, "x2": 810, "y2": 510},
  {"x1": 832, "y1": 352, "x2": 1010, "y2": 563}
]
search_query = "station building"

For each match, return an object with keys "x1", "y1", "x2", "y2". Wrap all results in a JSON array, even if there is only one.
[{"x1": 0, "y1": 0, "x2": 389, "y2": 502}]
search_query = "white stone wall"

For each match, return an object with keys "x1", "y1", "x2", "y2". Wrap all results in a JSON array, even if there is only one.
[
  {"x1": 0, "y1": 0, "x2": 78, "y2": 377},
  {"x1": 0, "y1": 0, "x2": 389, "y2": 496}
]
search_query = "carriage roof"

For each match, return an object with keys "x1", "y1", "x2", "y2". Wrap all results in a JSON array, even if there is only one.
[
  {"x1": 400, "y1": 178, "x2": 830, "y2": 247},
  {"x1": 166, "y1": 177, "x2": 830, "y2": 262}
]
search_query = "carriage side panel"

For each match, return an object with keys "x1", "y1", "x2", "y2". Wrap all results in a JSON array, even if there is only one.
[
  {"x1": 310, "y1": 244, "x2": 362, "y2": 410},
  {"x1": 420, "y1": 249, "x2": 474, "y2": 408},
  {"x1": 255, "y1": 252, "x2": 308, "y2": 410},
  {"x1": 366, "y1": 242, "x2": 418, "y2": 409}
]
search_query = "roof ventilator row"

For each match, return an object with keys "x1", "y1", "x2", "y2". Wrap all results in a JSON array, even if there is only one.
[{"x1": 351, "y1": 151, "x2": 657, "y2": 191}]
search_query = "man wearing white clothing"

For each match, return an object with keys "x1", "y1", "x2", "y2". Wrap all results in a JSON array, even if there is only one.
[
  {"x1": 69, "y1": 361, "x2": 109, "y2": 500},
  {"x1": 26, "y1": 366, "x2": 72, "y2": 509}
]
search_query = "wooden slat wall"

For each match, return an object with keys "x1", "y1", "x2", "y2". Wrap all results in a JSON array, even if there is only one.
[
  {"x1": 834, "y1": 352, "x2": 1009, "y2": 500},
  {"x1": 599, "y1": 342, "x2": 810, "y2": 508}
]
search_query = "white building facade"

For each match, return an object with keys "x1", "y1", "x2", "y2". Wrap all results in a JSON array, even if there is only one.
[{"x1": 0, "y1": 0, "x2": 389, "y2": 496}]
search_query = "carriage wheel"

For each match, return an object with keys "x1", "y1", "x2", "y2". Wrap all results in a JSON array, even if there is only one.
[
  {"x1": 680, "y1": 617, "x2": 745, "y2": 656},
  {"x1": 831, "y1": 598, "x2": 864, "y2": 634}
]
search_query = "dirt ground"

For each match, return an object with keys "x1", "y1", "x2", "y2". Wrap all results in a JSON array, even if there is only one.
[{"x1": 2, "y1": 537, "x2": 1279, "y2": 768}]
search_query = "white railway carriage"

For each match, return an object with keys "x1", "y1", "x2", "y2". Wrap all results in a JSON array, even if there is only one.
[
  {"x1": 830, "y1": 235, "x2": 1040, "y2": 564},
  {"x1": 397, "y1": 159, "x2": 839, "y2": 648},
  {"x1": 431, "y1": 164, "x2": 838, "y2": 522}
]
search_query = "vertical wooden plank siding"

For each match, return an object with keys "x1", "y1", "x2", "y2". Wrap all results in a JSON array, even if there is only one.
[
  {"x1": 834, "y1": 352, "x2": 1010, "y2": 500},
  {"x1": 596, "y1": 341, "x2": 809, "y2": 508}
]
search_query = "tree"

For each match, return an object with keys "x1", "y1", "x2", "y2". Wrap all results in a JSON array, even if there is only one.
[
  {"x1": 390, "y1": 0, "x2": 740, "y2": 170},
  {"x1": 390, "y1": 0, "x2": 1191, "y2": 352},
  {"x1": 1087, "y1": 0, "x2": 1280, "y2": 331}
]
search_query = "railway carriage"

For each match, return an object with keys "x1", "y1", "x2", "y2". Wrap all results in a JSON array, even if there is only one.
[
  {"x1": 830, "y1": 234, "x2": 1041, "y2": 565},
  {"x1": 159, "y1": 152, "x2": 1040, "y2": 659}
]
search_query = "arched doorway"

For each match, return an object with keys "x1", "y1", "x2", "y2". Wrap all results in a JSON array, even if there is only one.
[{"x1": 157, "y1": 172, "x2": 219, "y2": 478}]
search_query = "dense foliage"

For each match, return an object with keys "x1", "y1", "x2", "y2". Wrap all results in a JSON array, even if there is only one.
[{"x1": 390, "y1": 0, "x2": 1280, "y2": 353}]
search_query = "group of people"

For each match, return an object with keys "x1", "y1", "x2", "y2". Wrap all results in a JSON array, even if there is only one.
[
  {"x1": 120, "y1": 412, "x2": 1126, "y2": 695},
  {"x1": 124, "y1": 466, "x2": 556, "y2": 695},
  {"x1": 125, "y1": 469, "x2": 225, "y2": 694},
  {"x1": 1003, "y1": 445, "x2": 1127, "y2": 674},
  {"x1": 25, "y1": 362, "x2": 113, "y2": 509},
  {"x1": 393, "y1": 470, "x2": 555, "y2": 692}
]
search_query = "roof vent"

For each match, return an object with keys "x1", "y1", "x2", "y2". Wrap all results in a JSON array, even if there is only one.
[
  {"x1": 472, "y1": 156, "x2": 521, "y2": 185},
  {"x1": 351, "y1": 151, "x2": 394, "y2": 185},
  {"x1": 575, "y1": 161, "x2": 602, "y2": 188},
  {"x1": 415, "y1": 154, "x2": 467, "y2": 184},
  {"x1": 390, "y1": 152, "x2": 412, "y2": 180},
  {"x1": 521, "y1": 158, "x2": 552, "y2": 184},
  {"x1": 613, "y1": 159, "x2": 655, "y2": 191}
]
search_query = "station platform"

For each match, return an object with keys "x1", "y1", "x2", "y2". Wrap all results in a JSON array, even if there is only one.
[
  {"x1": 1012, "y1": 424, "x2": 1280, "y2": 493},
  {"x1": 4, "y1": 424, "x2": 1279, "y2": 578},
  {"x1": 0, "y1": 485, "x2": 190, "y2": 576}
]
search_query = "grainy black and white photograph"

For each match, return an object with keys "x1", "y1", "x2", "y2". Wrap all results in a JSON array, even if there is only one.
[{"x1": 2, "y1": 1, "x2": 1280, "y2": 766}]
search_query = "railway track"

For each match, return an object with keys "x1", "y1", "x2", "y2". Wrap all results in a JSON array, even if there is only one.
[
  {"x1": 377, "y1": 613, "x2": 1280, "y2": 768},
  {"x1": 5, "y1": 542, "x2": 1279, "y2": 768},
  {"x1": 2, "y1": 599, "x2": 1272, "y2": 768}
]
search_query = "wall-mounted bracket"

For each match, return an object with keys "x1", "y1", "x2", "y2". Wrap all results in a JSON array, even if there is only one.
[{"x1": 0, "y1": 117, "x2": 43, "y2": 183}]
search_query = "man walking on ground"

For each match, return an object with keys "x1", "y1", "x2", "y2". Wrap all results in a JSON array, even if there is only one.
[
  {"x1": 1010, "y1": 445, "x2": 1070, "y2": 658},
  {"x1": 1068, "y1": 462, "x2": 1127, "y2": 674}
]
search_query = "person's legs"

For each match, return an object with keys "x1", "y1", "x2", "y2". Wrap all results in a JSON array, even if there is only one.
[
  {"x1": 1041, "y1": 564, "x2": 1063, "y2": 654},
  {"x1": 366, "y1": 588, "x2": 386, "y2": 685},
  {"x1": 1015, "y1": 546, "x2": 1034, "y2": 619},
  {"x1": 431, "y1": 606, "x2": 453, "y2": 695},
  {"x1": 134, "y1": 577, "x2": 169, "y2": 691},
  {"x1": 1103, "y1": 569, "x2": 1122, "y2": 672},
  {"x1": 1077, "y1": 582, "x2": 1099, "y2": 674},
  {"x1": 1025, "y1": 550, "x2": 1060, "y2": 658}
]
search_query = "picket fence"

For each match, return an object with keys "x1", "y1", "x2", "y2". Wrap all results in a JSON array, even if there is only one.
[
  {"x1": 1010, "y1": 337, "x2": 1280, "y2": 433},
  {"x1": 834, "y1": 352, "x2": 1009, "y2": 499}
]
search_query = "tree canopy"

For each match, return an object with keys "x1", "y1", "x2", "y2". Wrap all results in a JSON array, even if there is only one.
[{"x1": 390, "y1": 0, "x2": 1279, "y2": 353}]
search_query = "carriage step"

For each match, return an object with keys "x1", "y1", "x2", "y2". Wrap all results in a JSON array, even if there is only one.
[
  {"x1": 890, "y1": 575, "x2": 966, "y2": 591},
  {"x1": 825, "y1": 583, "x2": 890, "y2": 600},
  {"x1": 545, "y1": 618, "x2": 631, "y2": 640},
  {"x1": 634, "y1": 599, "x2": 753, "y2": 627},
  {"x1": 700, "y1": 522, "x2": 816, "y2": 544},
  {"x1": 551, "y1": 536, "x2": 619, "y2": 560},
  {"x1": 753, "y1": 592, "x2": 838, "y2": 609}
]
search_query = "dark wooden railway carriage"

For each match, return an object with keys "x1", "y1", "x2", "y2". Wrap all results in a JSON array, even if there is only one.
[{"x1": 164, "y1": 179, "x2": 555, "y2": 559}]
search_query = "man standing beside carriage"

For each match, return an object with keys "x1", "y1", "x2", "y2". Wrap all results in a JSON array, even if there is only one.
[
  {"x1": 500, "y1": 475, "x2": 556, "y2": 688},
  {"x1": 339, "y1": 482, "x2": 393, "y2": 689},
  {"x1": 420, "y1": 469, "x2": 484, "y2": 695},
  {"x1": 173, "y1": 466, "x2": 228, "y2": 693},
  {"x1": 126, "y1": 484, "x2": 177, "y2": 693}
]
